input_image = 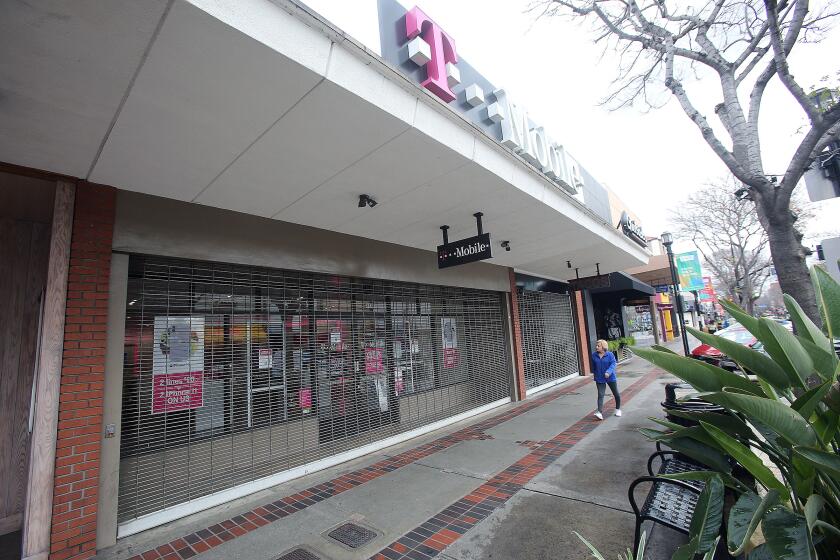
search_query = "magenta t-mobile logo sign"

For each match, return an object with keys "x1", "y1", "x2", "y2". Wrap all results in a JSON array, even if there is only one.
[{"x1": 404, "y1": 6, "x2": 459, "y2": 102}]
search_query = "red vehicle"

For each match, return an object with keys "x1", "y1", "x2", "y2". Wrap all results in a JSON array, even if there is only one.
[{"x1": 691, "y1": 324, "x2": 757, "y2": 371}]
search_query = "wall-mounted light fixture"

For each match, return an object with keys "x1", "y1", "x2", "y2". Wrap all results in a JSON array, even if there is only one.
[
  {"x1": 358, "y1": 194, "x2": 378, "y2": 208},
  {"x1": 500, "y1": 241, "x2": 510, "y2": 252}
]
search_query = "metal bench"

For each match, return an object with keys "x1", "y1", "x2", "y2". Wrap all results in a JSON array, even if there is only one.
[
  {"x1": 628, "y1": 448, "x2": 713, "y2": 552},
  {"x1": 628, "y1": 476, "x2": 703, "y2": 553},
  {"x1": 647, "y1": 450, "x2": 709, "y2": 490}
]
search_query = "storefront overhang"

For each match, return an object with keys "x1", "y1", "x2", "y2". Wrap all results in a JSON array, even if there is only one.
[
  {"x1": 588, "y1": 272, "x2": 656, "y2": 299},
  {"x1": 624, "y1": 254, "x2": 672, "y2": 287},
  {"x1": 515, "y1": 273, "x2": 572, "y2": 295},
  {"x1": 0, "y1": 0, "x2": 648, "y2": 281}
]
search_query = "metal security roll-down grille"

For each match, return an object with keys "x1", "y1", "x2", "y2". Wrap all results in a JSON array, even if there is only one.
[
  {"x1": 517, "y1": 289, "x2": 580, "y2": 390},
  {"x1": 118, "y1": 255, "x2": 511, "y2": 524}
]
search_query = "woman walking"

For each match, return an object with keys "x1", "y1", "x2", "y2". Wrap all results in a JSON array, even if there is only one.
[{"x1": 591, "y1": 339, "x2": 621, "y2": 420}]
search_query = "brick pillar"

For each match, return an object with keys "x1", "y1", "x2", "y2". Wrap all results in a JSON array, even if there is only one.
[
  {"x1": 573, "y1": 290, "x2": 591, "y2": 375},
  {"x1": 508, "y1": 269, "x2": 527, "y2": 401},
  {"x1": 50, "y1": 183, "x2": 115, "y2": 560}
]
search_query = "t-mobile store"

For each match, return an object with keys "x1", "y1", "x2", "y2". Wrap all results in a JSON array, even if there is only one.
[
  {"x1": 114, "y1": 235, "x2": 512, "y2": 530},
  {"x1": 0, "y1": 1, "x2": 648, "y2": 558}
]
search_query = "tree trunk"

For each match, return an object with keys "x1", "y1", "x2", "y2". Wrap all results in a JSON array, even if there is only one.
[
  {"x1": 743, "y1": 260, "x2": 755, "y2": 316},
  {"x1": 761, "y1": 206, "x2": 820, "y2": 325},
  {"x1": 744, "y1": 273, "x2": 755, "y2": 316}
]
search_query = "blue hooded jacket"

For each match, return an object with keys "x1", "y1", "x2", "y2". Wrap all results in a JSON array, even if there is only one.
[{"x1": 591, "y1": 350, "x2": 617, "y2": 383}]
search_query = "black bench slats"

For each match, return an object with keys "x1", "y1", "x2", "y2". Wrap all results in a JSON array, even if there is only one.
[{"x1": 629, "y1": 449, "x2": 712, "y2": 551}]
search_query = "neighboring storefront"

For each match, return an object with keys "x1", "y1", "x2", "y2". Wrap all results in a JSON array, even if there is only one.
[
  {"x1": 625, "y1": 248, "x2": 679, "y2": 343},
  {"x1": 589, "y1": 272, "x2": 655, "y2": 348},
  {"x1": 584, "y1": 272, "x2": 656, "y2": 360},
  {"x1": 1, "y1": 1, "x2": 650, "y2": 558}
]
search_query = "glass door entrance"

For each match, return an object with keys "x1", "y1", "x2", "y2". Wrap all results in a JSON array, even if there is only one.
[
  {"x1": 314, "y1": 292, "x2": 399, "y2": 443},
  {"x1": 248, "y1": 315, "x2": 287, "y2": 427}
]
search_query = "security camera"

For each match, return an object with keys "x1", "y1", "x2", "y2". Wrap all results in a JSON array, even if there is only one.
[
  {"x1": 501, "y1": 241, "x2": 511, "y2": 252},
  {"x1": 358, "y1": 194, "x2": 377, "y2": 208}
]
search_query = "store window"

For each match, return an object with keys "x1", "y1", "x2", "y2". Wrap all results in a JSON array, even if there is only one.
[{"x1": 118, "y1": 255, "x2": 510, "y2": 522}]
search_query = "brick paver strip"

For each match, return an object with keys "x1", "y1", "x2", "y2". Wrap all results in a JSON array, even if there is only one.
[
  {"x1": 369, "y1": 368, "x2": 662, "y2": 560},
  {"x1": 125, "y1": 376, "x2": 594, "y2": 559}
]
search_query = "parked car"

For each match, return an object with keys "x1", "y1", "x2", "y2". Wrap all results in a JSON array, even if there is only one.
[
  {"x1": 691, "y1": 324, "x2": 756, "y2": 371},
  {"x1": 692, "y1": 320, "x2": 801, "y2": 371}
]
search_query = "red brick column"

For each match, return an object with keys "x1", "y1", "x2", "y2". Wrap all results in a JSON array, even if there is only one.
[
  {"x1": 573, "y1": 291, "x2": 591, "y2": 375},
  {"x1": 508, "y1": 269, "x2": 527, "y2": 401},
  {"x1": 50, "y1": 182, "x2": 116, "y2": 560}
]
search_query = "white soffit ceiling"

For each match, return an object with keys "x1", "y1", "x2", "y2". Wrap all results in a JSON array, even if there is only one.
[
  {"x1": 272, "y1": 127, "x2": 472, "y2": 229},
  {"x1": 89, "y1": 0, "x2": 325, "y2": 202},
  {"x1": 194, "y1": 79, "x2": 412, "y2": 217},
  {"x1": 0, "y1": 0, "x2": 168, "y2": 177}
]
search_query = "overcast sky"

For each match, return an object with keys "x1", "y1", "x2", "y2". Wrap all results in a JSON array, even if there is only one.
[{"x1": 304, "y1": 0, "x2": 840, "y2": 253}]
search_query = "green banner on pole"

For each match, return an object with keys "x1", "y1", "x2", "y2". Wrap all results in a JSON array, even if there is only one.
[{"x1": 675, "y1": 251, "x2": 705, "y2": 291}]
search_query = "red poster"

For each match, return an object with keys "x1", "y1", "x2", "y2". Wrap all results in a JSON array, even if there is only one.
[
  {"x1": 152, "y1": 371, "x2": 204, "y2": 414},
  {"x1": 365, "y1": 347, "x2": 384, "y2": 374},
  {"x1": 298, "y1": 388, "x2": 312, "y2": 412},
  {"x1": 152, "y1": 316, "x2": 204, "y2": 414},
  {"x1": 443, "y1": 347, "x2": 459, "y2": 369},
  {"x1": 700, "y1": 276, "x2": 718, "y2": 302}
]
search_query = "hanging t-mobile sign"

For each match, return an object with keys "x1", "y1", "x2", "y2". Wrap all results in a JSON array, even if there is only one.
[
  {"x1": 438, "y1": 233, "x2": 492, "y2": 269},
  {"x1": 377, "y1": 0, "x2": 585, "y2": 197},
  {"x1": 437, "y1": 213, "x2": 493, "y2": 269}
]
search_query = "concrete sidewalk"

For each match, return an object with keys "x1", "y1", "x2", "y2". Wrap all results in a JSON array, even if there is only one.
[{"x1": 101, "y1": 352, "x2": 685, "y2": 560}]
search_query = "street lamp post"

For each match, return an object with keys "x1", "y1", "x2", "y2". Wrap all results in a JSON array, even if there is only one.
[{"x1": 661, "y1": 232, "x2": 691, "y2": 356}]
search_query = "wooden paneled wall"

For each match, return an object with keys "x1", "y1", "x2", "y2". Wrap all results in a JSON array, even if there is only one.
[{"x1": 0, "y1": 214, "x2": 52, "y2": 535}]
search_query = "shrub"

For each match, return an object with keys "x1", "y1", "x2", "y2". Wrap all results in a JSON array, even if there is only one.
[{"x1": 631, "y1": 267, "x2": 840, "y2": 559}]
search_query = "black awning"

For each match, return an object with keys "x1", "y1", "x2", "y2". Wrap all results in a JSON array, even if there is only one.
[
  {"x1": 588, "y1": 271, "x2": 655, "y2": 297},
  {"x1": 515, "y1": 273, "x2": 572, "y2": 295}
]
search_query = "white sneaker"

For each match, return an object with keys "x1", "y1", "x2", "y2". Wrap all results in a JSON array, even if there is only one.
[
  {"x1": 615, "y1": 409, "x2": 622, "y2": 417},
  {"x1": 594, "y1": 411, "x2": 604, "y2": 420}
]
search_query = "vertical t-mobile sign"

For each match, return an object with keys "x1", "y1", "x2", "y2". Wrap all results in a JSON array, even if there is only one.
[{"x1": 405, "y1": 6, "x2": 458, "y2": 102}]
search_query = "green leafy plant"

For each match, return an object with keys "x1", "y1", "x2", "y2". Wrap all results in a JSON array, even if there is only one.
[
  {"x1": 631, "y1": 267, "x2": 840, "y2": 559},
  {"x1": 575, "y1": 529, "x2": 648, "y2": 560},
  {"x1": 575, "y1": 529, "x2": 719, "y2": 560},
  {"x1": 607, "y1": 337, "x2": 637, "y2": 352}
]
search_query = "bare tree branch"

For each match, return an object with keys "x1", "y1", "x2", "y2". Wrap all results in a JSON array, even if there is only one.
[
  {"x1": 780, "y1": 101, "x2": 840, "y2": 207},
  {"x1": 763, "y1": 0, "x2": 820, "y2": 123},
  {"x1": 662, "y1": 35, "x2": 752, "y2": 179},
  {"x1": 809, "y1": 120, "x2": 840, "y2": 160},
  {"x1": 541, "y1": 0, "x2": 839, "y2": 323}
]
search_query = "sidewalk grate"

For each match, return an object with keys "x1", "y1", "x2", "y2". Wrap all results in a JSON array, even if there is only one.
[
  {"x1": 327, "y1": 522, "x2": 377, "y2": 548},
  {"x1": 275, "y1": 548, "x2": 321, "y2": 560}
]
